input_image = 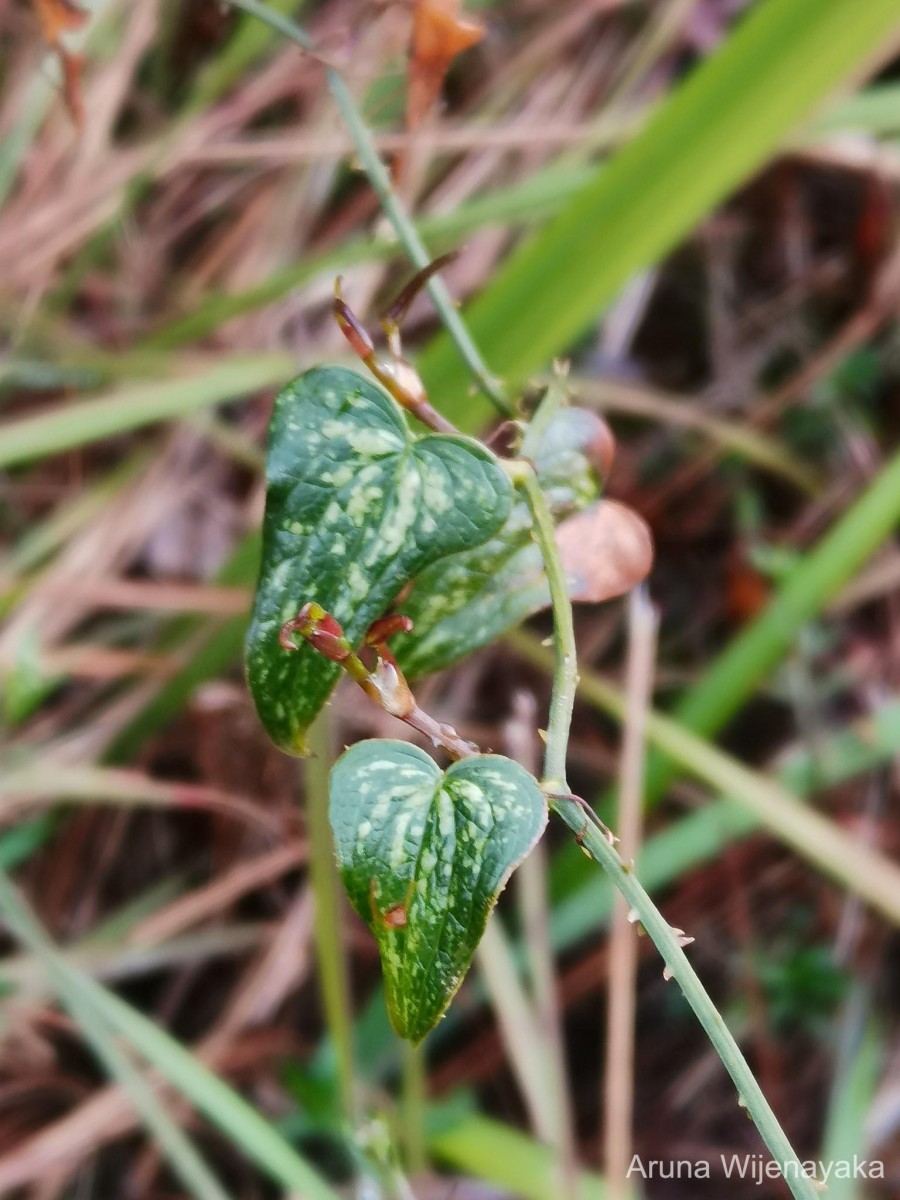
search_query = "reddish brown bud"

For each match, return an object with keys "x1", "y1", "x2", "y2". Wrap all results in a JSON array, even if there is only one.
[
  {"x1": 333, "y1": 295, "x2": 375, "y2": 362},
  {"x1": 279, "y1": 603, "x2": 351, "y2": 662},
  {"x1": 306, "y1": 629, "x2": 350, "y2": 663}
]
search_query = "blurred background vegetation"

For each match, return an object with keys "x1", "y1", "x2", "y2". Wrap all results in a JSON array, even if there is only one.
[{"x1": 2, "y1": 0, "x2": 900, "y2": 1196}]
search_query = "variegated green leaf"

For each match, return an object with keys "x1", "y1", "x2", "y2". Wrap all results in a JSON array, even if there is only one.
[
  {"x1": 329, "y1": 741, "x2": 547, "y2": 1043},
  {"x1": 394, "y1": 407, "x2": 611, "y2": 679},
  {"x1": 245, "y1": 366, "x2": 513, "y2": 753}
]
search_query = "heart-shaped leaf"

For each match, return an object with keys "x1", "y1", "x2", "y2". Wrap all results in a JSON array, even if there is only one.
[
  {"x1": 245, "y1": 366, "x2": 513, "y2": 753},
  {"x1": 394, "y1": 407, "x2": 641, "y2": 679},
  {"x1": 329, "y1": 741, "x2": 547, "y2": 1043}
]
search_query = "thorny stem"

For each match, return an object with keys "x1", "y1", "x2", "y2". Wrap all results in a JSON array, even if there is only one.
[
  {"x1": 515, "y1": 463, "x2": 578, "y2": 792},
  {"x1": 553, "y1": 803, "x2": 819, "y2": 1200},
  {"x1": 287, "y1": 524, "x2": 820, "y2": 1198},
  {"x1": 518, "y1": 448, "x2": 820, "y2": 1200},
  {"x1": 224, "y1": 0, "x2": 511, "y2": 417}
]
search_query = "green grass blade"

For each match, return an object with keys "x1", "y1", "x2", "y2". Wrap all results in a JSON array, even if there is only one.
[
  {"x1": 186, "y1": 0, "x2": 308, "y2": 112},
  {"x1": 0, "y1": 451, "x2": 150, "y2": 585},
  {"x1": 85, "y1": 984, "x2": 341, "y2": 1199},
  {"x1": 810, "y1": 82, "x2": 900, "y2": 136},
  {"x1": 651, "y1": 446, "x2": 900, "y2": 802},
  {"x1": 0, "y1": 872, "x2": 341, "y2": 1200},
  {"x1": 550, "y1": 699, "x2": 900, "y2": 949},
  {"x1": 0, "y1": 816, "x2": 57, "y2": 869},
  {"x1": 536, "y1": 448, "x2": 900, "y2": 907},
  {"x1": 0, "y1": 356, "x2": 292, "y2": 469},
  {"x1": 820, "y1": 1017, "x2": 881, "y2": 1200},
  {"x1": 568, "y1": 376, "x2": 821, "y2": 492},
  {"x1": 0, "y1": 869, "x2": 233, "y2": 1200},
  {"x1": 145, "y1": 164, "x2": 591, "y2": 353},
  {"x1": 428, "y1": 1110, "x2": 605, "y2": 1200},
  {"x1": 106, "y1": 532, "x2": 260, "y2": 761},
  {"x1": 418, "y1": 0, "x2": 900, "y2": 428}
]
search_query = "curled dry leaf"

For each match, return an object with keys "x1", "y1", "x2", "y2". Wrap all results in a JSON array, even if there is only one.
[
  {"x1": 60, "y1": 50, "x2": 85, "y2": 129},
  {"x1": 32, "y1": 0, "x2": 88, "y2": 44},
  {"x1": 408, "y1": 0, "x2": 484, "y2": 129},
  {"x1": 31, "y1": 0, "x2": 89, "y2": 129},
  {"x1": 556, "y1": 499, "x2": 654, "y2": 604}
]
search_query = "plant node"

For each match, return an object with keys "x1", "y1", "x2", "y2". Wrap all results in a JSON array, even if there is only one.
[
  {"x1": 333, "y1": 264, "x2": 460, "y2": 435},
  {"x1": 282, "y1": 605, "x2": 478, "y2": 759}
]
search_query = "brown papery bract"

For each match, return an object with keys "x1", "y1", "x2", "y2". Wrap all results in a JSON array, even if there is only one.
[
  {"x1": 408, "y1": 0, "x2": 484, "y2": 130},
  {"x1": 30, "y1": 0, "x2": 89, "y2": 128},
  {"x1": 31, "y1": 0, "x2": 88, "y2": 45}
]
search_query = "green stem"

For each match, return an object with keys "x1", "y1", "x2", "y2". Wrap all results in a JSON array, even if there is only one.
[
  {"x1": 519, "y1": 468, "x2": 818, "y2": 1200},
  {"x1": 517, "y1": 467, "x2": 577, "y2": 790},
  {"x1": 400, "y1": 1041, "x2": 427, "y2": 1176},
  {"x1": 511, "y1": 629, "x2": 900, "y2": 928},
  {"x1": 550, "y1": 803, "x2": 818, "y2": 1200},
  {"x1": 305, "y1": 711, "x2": 358, "y2": 1124},
  {"x1": 223, "y1": 0, "x2": 510, "y2": 416}
]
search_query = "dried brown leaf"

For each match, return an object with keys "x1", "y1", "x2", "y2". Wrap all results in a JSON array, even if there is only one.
[
  {"x1": 31, "y1": 0, "x2": 88, "y2": 46},
  {"x1": 60, "y1": 49, "x2": 85, "y2": 130},
  {"x1": 30, "y1": 0, "x2": 88, "y2": 128},
  {"x1": 557, "y1": 499, "x2": 654, "y2": 604},
  {"x1": 408, "y1": 0, "x2": 484, "y2": 129}
]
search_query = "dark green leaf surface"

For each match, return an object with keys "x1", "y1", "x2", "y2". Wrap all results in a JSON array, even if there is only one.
[
  {"x1": 330, "y1": 741, "x2": 547, "y2": 1043},
  {"x1": 245, "y1": 367, "x2": 512, "y2": 753},
  {"x1": 394, "y1": 407, "x2": 605, "y2": 679}
]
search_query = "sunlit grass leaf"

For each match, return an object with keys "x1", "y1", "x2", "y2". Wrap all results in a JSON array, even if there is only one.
[{"x1": 418, "y1": 0, "x2": 900, "y2": 430}]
